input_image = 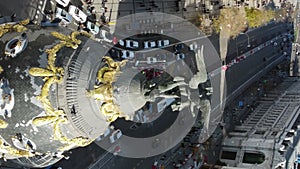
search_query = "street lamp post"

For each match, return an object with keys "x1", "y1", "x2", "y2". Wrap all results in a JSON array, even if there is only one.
[
  {"x1": 240, "y1": 32, "x2": 251, "y2": 48},
  {"x1": 236, "y1": 32, "x2": 251, "y2": 56}
]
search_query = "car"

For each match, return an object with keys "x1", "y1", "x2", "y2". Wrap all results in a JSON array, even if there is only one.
[
  {"x1": 174, "y1": 43, "x2": 184, "y2": 51},
  {"x1": 41, "y1": 20, "x2": 60, "y2": 27},
  {"x1": 109, "y1": 129, "x2": 122, "y2": 143},
  {"x1": 86, "y1": 21, "x2": 99, "y2": 35},
  {"x1": 87, "y1": 14, "x2": 97, "y2": 23},
  {"x1": 227, "y1": 60, "x2": 235, "y2": 67},
  {"x1": 289, "y1": 129, "x2": 296, "y2": 133},
  {"x1": 68, "y1": 5, "x2": 87, "y2": 23},
  {"x1": 56, "y1": 7, "x2": 73, "y2": 24},
  {"x1": 157, "y1": 40, "x2": 170, "y2": 47},
  {"x1": 221, "y1": 65, "x2": 228, "y2": 71},
  {"x1": 147, "y1": 57, "x2": 157, "y2": 64},
  {"x1": 143, "y1": 41, "x2": 156, "y2": 49},
  {"x1": 96, "y1": 127, "x2": 112, "y2": 141},
  {"x1": 118, "y1": 39, "x2": 125, "y2": 46},
  {"x1": 121, "y1": 50, "x2": 134, "y2": 59},
  {"x1": 236, "y1": 55, "x2": 245, "y2": 62},
  {"x1": 100, "y1": 29, "x2": 113, "y2": 43},
  {"x1": 183, "y1": 136, "x2": 191, "y2": 142},
  {"x1": 176, "y1": 53, "x2": 185, "y2": 60},
  {"x1": 5, "y1": 33, "x2": 28, "y2": 58},
  {"x1": 56, "y1": 0, "x2": 70, "y2": 7},
  {"x1": 109, "y1": 48, "x2": 121, "y2": 60},
  {"x1": 126, "y1": 40, "x2": 139, "y2": 48},
  {"x1": 189, "y1": 42, "x2": 198, "y2": 51},
  {"x1": 284, "y1": 132, "x2": 294, "y2": 141},
  {"x1": 279, "y1": 144, "x2": 286, "y2": 151},
  {"x1": 44, "y1": 9, "x2": 54, "y2": 15}
]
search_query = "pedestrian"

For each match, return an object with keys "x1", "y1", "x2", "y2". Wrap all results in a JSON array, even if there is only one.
[
  {"x1": 16, "y1": 133, "x2": 22, "y2": 142},
  {"x1": 11, "y1": 13, "x2": 16, "y2": 22}
]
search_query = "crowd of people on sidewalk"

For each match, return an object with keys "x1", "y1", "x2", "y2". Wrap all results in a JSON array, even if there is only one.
[{"x1": 83, "y1": 0, "x2": 110, "y2": 25}]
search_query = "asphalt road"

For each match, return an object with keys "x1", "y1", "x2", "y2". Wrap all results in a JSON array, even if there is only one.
[
  {"x1": 226, "y1": 37, "x2": 289, "y2": 95},
  {"x1": 209, "y1": 21, "x2": 291, "y2": 62}
]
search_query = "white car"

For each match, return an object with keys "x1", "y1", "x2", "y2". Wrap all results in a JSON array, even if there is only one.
[
  {"x1": 157, "y1": 40, "x2": 170, "y2": 47},
  {"x1": 126, "y1": 40, "x2": 139, "y2": 48},
  {"x1": 176, "y1": 53, "x2": 185, "y2": 60},
  {"x1": 109, "y1": 129, "x2": 122, "y2": 143},
  {"x1": 147, "y1": 57, "x2": 157, "y2": 64},
  {"x1": 121, "y1": 50, "x2": 134, "y2": 59},
  {"x1": 100, "y1": 29, "x2": 112, "y2": 43},
  {"x1": 189, "y1": 42, "x2": 198, "y2": 51},
  {"x1": 56, "y1": 0, "x2": 70, "y2": 7},
  {"x1": 56, "y1": 7, "x2": 73, "y2": 24},
  {"x1": 118, "y1": 39, "x2": 125, "y2": 46},
  {"x1": 96, "y1": 127, "x2": 112, "y2": 141},
  {"x1": 87, "y1": 21, "x2": 99, "y2": 35},
  {"x1": 144, "y1": 41, "x2": 156, "y2": 49},
  {"x1": 68, "y1": 5, "x2": 87, "y2": 23}
]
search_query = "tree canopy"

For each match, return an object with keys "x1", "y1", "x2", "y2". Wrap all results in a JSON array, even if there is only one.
[
  {"x1": 212, "y1": 7, "x2": 275, "y2": 36},
  {"x1": 245, "y1": 8, "x2": 275, "y2": 28},
  {"x1": 212, "y1": 7, "x2": 248, "y2": 38}
]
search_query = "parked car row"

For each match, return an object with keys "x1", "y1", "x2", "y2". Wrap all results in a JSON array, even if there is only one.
[
  {"x1": 52, "y1": 0, "x2": 102, "y2": 35},
  {"x1": 111, "y1": 38, "x2": 201, "y2": 62},
  {"x1": 143, "y1": 39, "x2": 170, "y2": 49},
  {"x1": 118, "y1": 39, "x2": 139, "y2": 49},
  {"x1": 55, "y1": 0, "x2": 87, "y2": 23},
  {"x1": 117, "y1": 39, "x2": 172, "y2": 50},
  {"x1": 108, "y1": 48, "x2": 135, "y2": 60}
]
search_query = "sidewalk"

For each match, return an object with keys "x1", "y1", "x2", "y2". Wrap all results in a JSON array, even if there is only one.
[{"x1": 80, "y1": 0, "x2": 119, "y2": 33}]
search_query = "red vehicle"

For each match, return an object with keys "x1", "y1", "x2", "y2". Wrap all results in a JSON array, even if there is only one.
[{"x1": 221, "y1": 65, "x2": 228, "y2": 71}]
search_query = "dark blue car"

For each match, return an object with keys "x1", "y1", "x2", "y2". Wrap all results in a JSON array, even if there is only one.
[{"x1": 41, "y1": 18, "x2": 61, "y2": 27}]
